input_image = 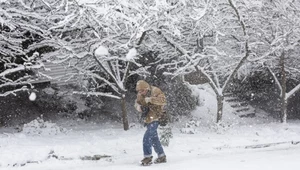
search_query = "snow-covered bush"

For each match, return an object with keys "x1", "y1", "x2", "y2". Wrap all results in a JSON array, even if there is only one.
[
  {"x1": 35, "y1": 87, "x2": 77, "y2": 115},
  {"x1": 180, "y1": 119, "x2": 201, "y2": 134},
  {"x1": 210, "y1": 122, "x2": 235, "y2": 134},
  {"x1": 36, "y1": 85, "x2": 104, "y2": 119},
  {"x1": 163, "y1": 78, "x2": 199, "y2": 121},
  {"x1": 159, "y1": 125, "x2": 173, "y2": 146},
  {"x1": 22, "y1": 117, "x2": 67, "y2": 136}
]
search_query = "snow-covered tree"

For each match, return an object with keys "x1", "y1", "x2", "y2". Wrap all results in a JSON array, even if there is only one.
[
  {"x1": 3, "y1": 0, "x2": 300, "y2": 126},
  {"x1": 148, "y1": 0, "x2": 252, "y2": 123},
  {"x1": 0, "y1": 0, "x2": 58, "y2": 96},
  {"x1": 247, "y1": 0, "x2": 300, "y2": 123},
  {"x1": 38, "y1": 0, "x2": 151, "y2": 130}
]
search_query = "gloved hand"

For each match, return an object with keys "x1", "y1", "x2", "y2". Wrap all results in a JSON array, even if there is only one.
[
  {"x1": 134, "y1": 100, "x2": 142, "y2": 112},
  {"x1": 145, "y1": 97, "x2": 151, "y2": 103}
]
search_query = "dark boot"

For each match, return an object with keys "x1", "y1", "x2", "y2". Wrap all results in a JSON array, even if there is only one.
[
  {"x1": 141, "y1": 156, "x2": 153, "y2": 165},
  {"x1": 154, "y1": 155, "x2": 167, "y2": 164}
]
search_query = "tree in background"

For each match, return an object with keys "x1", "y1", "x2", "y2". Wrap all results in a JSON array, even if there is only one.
[
  {"x1": 246, "y1": 0, "x2": 300, "y2": 123},
  {"x1": 34, "y1": 0, "x2": 151, "y2": 130},
  {"x1": 146, "y1": 0, "x2": 251, "y2": 123},
  {"x1": 2, "y1": 0, "x2": 300, "y2": 126},
  {"x1": 0, "y1": 0, "x2": 61, "y2": 96}
]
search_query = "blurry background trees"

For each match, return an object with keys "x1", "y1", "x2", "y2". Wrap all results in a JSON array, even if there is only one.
[{"x1": 1, "y1": 0, "x2": 300, "y2": 128}]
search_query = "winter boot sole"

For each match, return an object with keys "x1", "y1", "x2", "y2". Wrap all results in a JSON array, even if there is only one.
[{"x1": 140, "y1": 162, "x2": 152, "y2": 166}]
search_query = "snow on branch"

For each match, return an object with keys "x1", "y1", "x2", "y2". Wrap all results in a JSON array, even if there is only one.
[
  {"x1": 73, "y1": 91, "x2": 121, "y2": 99},
  {"x1": 93, "y1": 50, "x2": 123, "y2": 91},
  {"x1": 159, "y1": 31, "x2": 189, "y2": 56},
  {"x1": 49, "y1": 12, "x2": 78, "y2": 30},
  {"x1": 222, "y1": 0, "x2": 250, "y2": 93},
  {"x1": 286, "y1": 84, "x2": 300, "y2": 100},
  {"x1": 265, "y1": 66, "x2": 283, "y2": 97},
  {"x1": 228, "y1": 0, "x2": 247, "y2": 36},
  {"x1": 247, "y1": 45, "x2": 281, "y2": 62},
  {"x1": 0, "y1": 63, "x2": 44, "y2": 77},
  {"x1": 73, "y1": 65, "x2": 120, "y2": 94},
  {"x1": 248, "y1": 38, "x2": 300, "y2": 62},
  {"x1": 0, "y1": 86, "x2": 28, "y2": 97}
]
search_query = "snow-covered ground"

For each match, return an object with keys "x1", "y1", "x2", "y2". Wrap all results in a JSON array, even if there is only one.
[
  {"x1": 1, "y1": 84, "x2": 300, "y2": 170},
  {"x1": 1, "y1": 120, "x2": 300, "y2": 170}
]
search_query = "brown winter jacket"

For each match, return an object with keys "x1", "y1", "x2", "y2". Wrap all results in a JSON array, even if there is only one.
[{"x1": 135, "y1": 85, "x2": 166, "y2": 124}]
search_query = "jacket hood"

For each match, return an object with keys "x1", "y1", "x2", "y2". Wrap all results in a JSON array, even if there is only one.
[{"x1": 136, "y1": 80, "x2": 150, "y2": 91}]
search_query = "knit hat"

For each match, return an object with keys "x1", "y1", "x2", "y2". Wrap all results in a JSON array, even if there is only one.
[{"x1": 136, "y1": 80, "x2": 150, "y2": 91}]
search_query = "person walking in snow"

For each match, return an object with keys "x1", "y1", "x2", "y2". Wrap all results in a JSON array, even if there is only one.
[{"x1": 134, "y1": 80, "x2": 167, "y2": 165}]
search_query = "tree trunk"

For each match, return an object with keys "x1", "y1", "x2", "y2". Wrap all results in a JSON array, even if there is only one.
[
  {"x1": 216, "y1": 95, "x2": 224, "y2": 123},
  {"x1": 121, "y1": 95, "x2": 129, "y2": 130},
  {"x1": 280, "y1": 52, "x2": 287, "y2": 123}
]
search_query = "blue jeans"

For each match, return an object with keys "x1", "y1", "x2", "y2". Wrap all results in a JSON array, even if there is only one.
[{"x1": 143, "y1": 121, "x2": 165, "y2": 158}]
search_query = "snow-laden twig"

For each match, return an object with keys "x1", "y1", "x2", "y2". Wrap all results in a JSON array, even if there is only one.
[
  {"x1": 265, "y1": 66, "x2": 283, "y2": 97},
  {"x1": 286, "y1": 84, "x2": 300, "y2": 100},
  {"x1": 73, "y1": 91, "x2": 121, "y2": 99},
  {"x1": 0, "y1": 63, "x2": 44, "y2": 77}
]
